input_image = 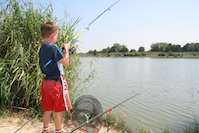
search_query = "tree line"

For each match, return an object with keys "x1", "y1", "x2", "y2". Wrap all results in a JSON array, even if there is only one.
[
  {"x1": 151, "y1": 42, "x2": 199, "y2": 52},
  {"x1": 87, "y1": 42, "x2": 199, "y2": 54}
]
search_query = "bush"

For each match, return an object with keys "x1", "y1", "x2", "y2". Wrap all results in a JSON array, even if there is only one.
[
  {"x1": 141, "y1": 52, "x2": 146, "y2": 56},
  {"x1": 158, "y1": 52, "x2": 166, "y2": 56},
  {"x1": 134, "y1": 51, "x2": 141, "y2": 56},
  {"x1": 102, "y1": 114, "x2": 133, "y2": 133}
]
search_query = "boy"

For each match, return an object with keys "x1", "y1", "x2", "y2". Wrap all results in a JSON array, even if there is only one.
[{"x1": 39, "y1": 22, "x2": 72, "y2": 133}]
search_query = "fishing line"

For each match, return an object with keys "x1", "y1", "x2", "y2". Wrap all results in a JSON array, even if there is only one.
[
  {"x1": 44, "y1": 0, "x2": 121, "y2": 67},
  {"x1": 13, "y1": 116, "x2": 38, "y2": 133},
  {"x1": 68, "y1": 0, "x2": 121, "y2": 44}
]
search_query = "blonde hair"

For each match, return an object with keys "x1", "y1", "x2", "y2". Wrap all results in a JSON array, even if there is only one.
[{"x1": 40, "y1": 22, "x2": 58, "y2": 38}]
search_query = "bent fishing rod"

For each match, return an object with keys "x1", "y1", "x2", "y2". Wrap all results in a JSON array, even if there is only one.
[
  {"x1": 44, "y1": 0, "x2": 121, "y2": 68},
  {"x1": 68, "y1": 90, "x2": 146, "y2": 133}
]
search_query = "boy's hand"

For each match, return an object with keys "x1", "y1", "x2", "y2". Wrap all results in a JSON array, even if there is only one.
[{"x1": 63, "y1": 44, "x2": 70, "y2": 53}]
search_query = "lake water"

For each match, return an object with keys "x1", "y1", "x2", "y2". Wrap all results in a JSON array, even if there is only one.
[{"x1": 79, "y1": 57, "x2": 199, "y2": 133}]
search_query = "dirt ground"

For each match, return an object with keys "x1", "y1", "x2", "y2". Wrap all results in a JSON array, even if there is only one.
[{"x1": 0, "y1": 117, "x2": 119, "y2": 133}]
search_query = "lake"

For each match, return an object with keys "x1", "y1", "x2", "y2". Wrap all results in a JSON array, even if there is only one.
[{"x1": 78, "y1": 57, "x2": 199, "y2": 132}]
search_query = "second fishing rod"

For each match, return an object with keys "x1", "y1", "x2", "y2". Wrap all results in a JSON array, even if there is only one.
[
  {"x1": 44, "y1": 0, "x2": 121, "y2": 68},
  {"x1": 67, "y1": 89, "x2": 146, "y2": 133}
]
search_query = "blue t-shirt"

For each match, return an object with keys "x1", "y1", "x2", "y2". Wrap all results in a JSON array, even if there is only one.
[{"x1": 39, "y1": 44, "x2": 64, "y2": 76}]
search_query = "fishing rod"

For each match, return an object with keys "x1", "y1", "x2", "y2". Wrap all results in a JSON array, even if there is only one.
[
  {"x1": 68, "y1": 0, "x2": 121, "y2": 44},
  {"x1": 68, "y1": 90, "x2": 146, "y2": 133},
  {"x1": 44, "y1": 0, "x2": 121, "y2": 68}
]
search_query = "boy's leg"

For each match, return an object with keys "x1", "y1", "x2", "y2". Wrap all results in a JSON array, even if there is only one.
[
  {"x1": 43, "y1": 111, "x2": 52, "y2": 129},
  {"x1": 54, "y1": 111, "x2": 63, "y2": 131}
]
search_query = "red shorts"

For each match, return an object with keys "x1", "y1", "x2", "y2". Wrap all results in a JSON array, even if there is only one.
[{"x1": 41, "y1": 76, "x2": 72, "y2": 112}]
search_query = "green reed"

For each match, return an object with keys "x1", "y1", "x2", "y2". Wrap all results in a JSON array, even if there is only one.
[{"x1": 0, "y1": 0, "x2": 83, "y2": 115}]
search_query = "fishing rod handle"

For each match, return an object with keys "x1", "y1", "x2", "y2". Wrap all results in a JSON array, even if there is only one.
[{"x1": 61, "y1": 47, "x2": 76, "y2": 54}]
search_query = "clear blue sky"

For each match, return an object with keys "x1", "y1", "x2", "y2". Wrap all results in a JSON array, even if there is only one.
[{"x1": 32, "y1": 0, "x2": 199, "y2": 53}]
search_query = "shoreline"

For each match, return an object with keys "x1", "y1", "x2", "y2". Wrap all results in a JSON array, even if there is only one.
[
  {"x1": 0, "y1": 116, "x2": 119, "y2": 133},
  {"x1": 78, "y1": 52, "x2": 199, "y2": 58}
]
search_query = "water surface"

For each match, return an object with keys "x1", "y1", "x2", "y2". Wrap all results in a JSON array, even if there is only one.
[{"x1": 79, "y1": 57, "x2": 199, "y2": 132}]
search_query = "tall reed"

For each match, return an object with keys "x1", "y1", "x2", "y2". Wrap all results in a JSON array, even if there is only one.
[{"x1": 0, "y1": 0, "x2": 80, "y2": 115}]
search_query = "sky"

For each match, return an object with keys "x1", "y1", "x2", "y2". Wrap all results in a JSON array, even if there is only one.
[{"x1": 32, "y1": 0, "x2": 199, "y2": 53}]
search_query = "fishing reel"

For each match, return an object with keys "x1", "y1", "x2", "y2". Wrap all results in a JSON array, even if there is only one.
[
  {"x1": 69, "y1": 47, "x2": 76, "y2": 54},
  {"x1": 61, "y1": 47, "x2": 76, "y2": 55}
]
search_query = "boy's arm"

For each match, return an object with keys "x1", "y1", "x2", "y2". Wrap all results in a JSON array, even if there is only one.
[{"x1": 59, "y1": 44, "x2": 70, "y2": 67}]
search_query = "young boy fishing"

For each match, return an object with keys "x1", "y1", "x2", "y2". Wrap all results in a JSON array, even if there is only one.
[{"x1": 39, "y1": 22, "x2": 72, "y2": 133}]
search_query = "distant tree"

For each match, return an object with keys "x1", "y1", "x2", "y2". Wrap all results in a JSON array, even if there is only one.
[
  {"x1": 112, "y1": 43, "x2": 122, "y2": 52},
  {"x1": 182, "y1": 43, "x2": 195, "y2": 52},
  {"x1": 109, "y1": 46, "x2": 117, "y2": 53},
  {"x1": 176, "y1": 45, "x2": 182, "y2": 52},
  {"x1": 87, "y1": 50, "x2": 94, "y2": 54},
  {"x1": 120, "y1": 44, "x2": 129, "y2": 52},
  {"x1": 165, "y1": 43, "x2": 172, "y2": 52},
  {"x1": 108, "y1": 43, "x2": 122, "y2": 53},
  {"x1": 138, "y1": 46, "x2": 145, "y2": 52},
  {"x1": 120, "y1": 47, "x2": 129, "y2": 52},
  {"x1": 100, "y1": 47, "x2": 110, "y2": 53},
  {"x1": 171, "y1": 44, "x2": 181, "y2": 52},
  {"x1": 93, "y1": 49, "x2": 98, "y2": 55},
  {"x1": 195, "y1": 43, "x2": 199, "y2": 51},
  {"x1": 151, "y1": 43, "x2": 159, "y2": 52},
  {"x1": 187, "y1": 43, "x2": 195, "y2": 52},
  {"x1": 182, "y1": 44, "x2": 188, "y2": 52},
  {"x1": 89, "y1": 42, "x2": 199, "y2": 54},
  {"x1": 130, "y1": 49, "x2": 136, "y2": 52},
  {"x1": 151, "y1": 42, "x2": 169, "y2": 52}
]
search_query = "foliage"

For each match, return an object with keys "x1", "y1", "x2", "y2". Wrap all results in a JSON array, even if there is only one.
[
  {"x1": 93, "y1": 49, "x2": 97, "y2": 55},
  {"x1": 162, "y1": 128, "x2": 169, "y2": 133},
  {"x1": 87, "y1": 50, "x2": 94, "y2": 54},
  {"x1": 138, "y1": 46, "x2": 145, "y2": 52},
  {"x1": 151, "y1": 42, "x2": 199, "y2": 52},
  {"x1": 110, "y1": 43, "x2": 122, "y2": 52},
  {"x1": 0, "y1": 0, "x2": 51, "y2": 110},
  {"x1": 87, "y1": 42, "x2": 199, "y2": 54},
  {"x1": 151, "y1": 42, "x2": 169, "y2": 52},
  {"x1": 103, "y1": 43, "x2": 128, "y2": 53},
  {"x1": 120, "y1": 44, "x2": 129, "y2": 52},
  {"x1": 0, "y1": 0, "x2": 80, "y2": 115},
  {"x1": 158, "y1": 52, "x2": 166, "y2": 56},
  {"x1": 136, "y1": 122, "x2": 152, "y2": 133},
  {"x1": 130, "y1": 49, "x2": 136, "y2": 52},
  {"x1": 102, "y1": 114, "x2": 132, "y2": 133},
  {"x1": 101, "y1": 47, "x2": 111, "y2": 53}
]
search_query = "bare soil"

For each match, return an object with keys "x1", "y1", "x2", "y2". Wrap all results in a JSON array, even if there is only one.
[{"x1": 0, "y1": 116, "x2": 119, "y2": 133}]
